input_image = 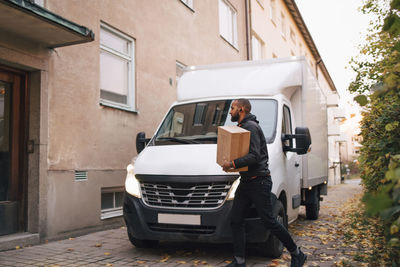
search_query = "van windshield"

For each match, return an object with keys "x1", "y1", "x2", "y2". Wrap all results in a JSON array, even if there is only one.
[{"x1": 151, "y1": 99, "x2": 277, "y2": 146}]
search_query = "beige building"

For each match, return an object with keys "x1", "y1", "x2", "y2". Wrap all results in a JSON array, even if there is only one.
[
  {"x1": 0, "y1": 0, "x2": 339, "y2": 249},
  {"x1": 248, "y1": 0, "x2": 342, "y2": 185}
]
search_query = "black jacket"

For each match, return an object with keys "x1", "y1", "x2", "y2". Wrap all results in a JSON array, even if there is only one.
[{"x1": 233, "y1": 113, "x2": 270, "y2": 179}]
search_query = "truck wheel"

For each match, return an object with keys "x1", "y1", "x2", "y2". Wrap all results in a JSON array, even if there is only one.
[
  {"x1": 128, "y1": 231, "x2": 159, "y2": 248},
  {"x1": 305, "y1": 187, "x2": 320, "y2": 220},
  {"x1": 258, "y1": 200, "x2": 286, "y2": 258}
]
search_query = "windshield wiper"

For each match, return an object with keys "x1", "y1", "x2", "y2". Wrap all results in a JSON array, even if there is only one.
[{"x1": 156, "y1": 137, "x2": 200, "y2": 144}]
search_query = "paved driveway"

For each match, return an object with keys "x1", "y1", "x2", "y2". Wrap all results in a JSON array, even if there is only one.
[{"x1": 0, "y1": 182, "x2": 362, "y2": 267}]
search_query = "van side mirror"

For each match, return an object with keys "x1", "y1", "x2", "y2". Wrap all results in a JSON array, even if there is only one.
[
  {"x1": 282, "y1": 127, "x2": 312, "y2": 155},
  {"x1": 136, "y1": 132, "x2": 150, "y2": 154}
]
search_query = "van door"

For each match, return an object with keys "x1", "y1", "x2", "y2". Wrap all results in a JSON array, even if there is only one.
[{"x1": 282, "y1": 104, "x2": 300, "y2": 220}]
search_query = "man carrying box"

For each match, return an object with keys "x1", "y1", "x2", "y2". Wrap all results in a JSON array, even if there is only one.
[{"x1": 222, "y1": 99, "x2": 306, "y2": 267}]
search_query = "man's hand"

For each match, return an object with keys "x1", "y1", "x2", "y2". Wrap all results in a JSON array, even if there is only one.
[{"x1": 222, "y1": 160, "x2": 233, "y2": 172}]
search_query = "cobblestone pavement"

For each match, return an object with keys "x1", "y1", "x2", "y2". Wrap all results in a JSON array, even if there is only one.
[{"x1": 0, "y1": 181, "x2": 362, "y2": 267}]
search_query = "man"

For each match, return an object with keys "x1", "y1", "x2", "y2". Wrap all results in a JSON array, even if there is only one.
[{"x1": 222, "y1": 99, "x2": 306, "y2": 267}]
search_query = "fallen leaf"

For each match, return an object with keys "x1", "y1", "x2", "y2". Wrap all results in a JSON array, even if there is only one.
[
  {"x1": 159, "y1": 254, "x2": 170, "y2": 263},
  {"x1": 67, "y1": 248, "x2": 74, "y2": 252},
  {"x1": 95, "y1": 243, "x2": 102, "y2": 247},
  {"x1": 104, "y1": 252, "x2": 111, "y2": 256},
  {"x1": 15, "y1": 246, "x2": 20, "y2": 250}
]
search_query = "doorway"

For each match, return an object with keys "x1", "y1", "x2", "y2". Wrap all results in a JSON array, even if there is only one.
[{"x1": 0, "y1": 66, "x2": 28, "y2": 236}]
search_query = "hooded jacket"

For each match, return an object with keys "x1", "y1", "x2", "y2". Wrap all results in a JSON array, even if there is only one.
[{"x1": 232, "y1": 113, "x2": 270, "y2": 179}]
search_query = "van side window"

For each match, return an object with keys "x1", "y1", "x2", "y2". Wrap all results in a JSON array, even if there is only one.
[{"x1": 282, "y1": 105, "x2": 292, "y2": 146}]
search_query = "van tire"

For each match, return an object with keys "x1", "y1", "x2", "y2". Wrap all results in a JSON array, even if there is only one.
[
  {"x1": 305, "y1": 187, "x2": 320, "y2": 220},
  {"x1": 128, "y1": 231, "x2": 159, "y2": 248},
  {"x1": 258, "y1": 199, "x2": 286, "y2": 258}
]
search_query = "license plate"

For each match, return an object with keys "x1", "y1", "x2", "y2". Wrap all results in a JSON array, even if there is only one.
[{"x1": 158, "y1": 213, "x2": 201, "y2": 225}]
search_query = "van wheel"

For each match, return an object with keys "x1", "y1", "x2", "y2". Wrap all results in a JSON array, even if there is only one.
[
  {"x1": 305, "y1": 187, "x2": 320, "y2": 220},
  {"x1": 127, "y1": 231, "x2": 159, "y2": 248},
  {"x1": 258, "y1": 200, "x2": 286, "y2": 258}
]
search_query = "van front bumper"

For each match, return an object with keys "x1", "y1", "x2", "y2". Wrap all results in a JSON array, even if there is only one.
[{"x1": 123, "y1": 192, "x2": 270, "y2": 243}]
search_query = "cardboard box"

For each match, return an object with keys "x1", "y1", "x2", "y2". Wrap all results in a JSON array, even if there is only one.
[{"x1": 217, "y1": 126, "x2": 250, "y2": 172}]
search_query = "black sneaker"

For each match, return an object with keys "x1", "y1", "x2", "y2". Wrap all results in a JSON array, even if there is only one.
[
  {"x1": 224, "y1": 259, "x2": 246, "y2": 267},
  {"x1": 290, "y1": 248, "x2": 307, "y2": 267}
]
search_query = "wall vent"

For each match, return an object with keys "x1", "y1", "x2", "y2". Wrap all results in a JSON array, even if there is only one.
[{"x1": 75, "y1": 171, "x2": 88, "y2": 181}]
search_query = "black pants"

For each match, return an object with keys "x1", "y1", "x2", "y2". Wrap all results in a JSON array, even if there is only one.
[{"x1": 230, "y1": 176, "x2": 297, "y2": 257}]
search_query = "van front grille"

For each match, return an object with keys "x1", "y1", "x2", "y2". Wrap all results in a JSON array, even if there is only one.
[{"x1": 140, "y1": 181, "x2": 233, "y2": 210}]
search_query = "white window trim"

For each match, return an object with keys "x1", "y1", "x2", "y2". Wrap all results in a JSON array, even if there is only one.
[
  {"x1": 100, "y1": 188, "x2": 124, "y2": 220},
  {"x1": 280, "y1": 12, "x2": 286, "y2": 39},
  {"x1": 180, "y1": 0, "x2": 194, "y2": 11},
  {"x1": 251, "y1": 34, "x2": 264, "y2": 60},
  {"x1": 269, "y1": 0, "x2": 277, "y2": 26},
  {"x1": 219, "y1": 0, "x2": 238, "y2": 49},
  {"x1": 99, "y1": 23, "x2": 136, "y2": 112},
  {"x1": 101, "y1": 207, "x2": 123, "y2": 220},
  {"x1": 176, "y1": 61, "x2": 187, "y2": 86}
]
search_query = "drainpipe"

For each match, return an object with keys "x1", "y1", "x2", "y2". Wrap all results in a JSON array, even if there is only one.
[{"x1": 245, "y1": 0, "x2": 251, "y2": 60}]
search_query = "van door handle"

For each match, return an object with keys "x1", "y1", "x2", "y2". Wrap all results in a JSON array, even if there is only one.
[{"x1": 295, "y1": 162, "x2": 300, "y2": 167}]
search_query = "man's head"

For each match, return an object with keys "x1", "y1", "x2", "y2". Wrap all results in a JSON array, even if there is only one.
[{"x1": 230, "y1": 99, "x2": 251, "y2": 122}]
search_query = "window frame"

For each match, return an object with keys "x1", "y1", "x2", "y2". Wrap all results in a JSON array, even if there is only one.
[
  {"x1": 251, "y1": 34, "x2": 264, "y2": 60},
  {"x1": 99, "y1": 23, "x2": 136, "y2": 112},
  {"x1": 280, "y1": 12, "x2": 286, "y2": 39},
  {"x1": 176, "y1": 61, "x2": 187, "y2": 86},
  {"x1": 101, "y1": 188, "x2": 124, "y2": 220},
  {"x1": 218, "y1": 0, "x2": 238, "y2": 49},
  {"x1": 269, "y1": 0, "x2": 277, "y2": 26},
  {"x1": 180, "y1": 0, "x2": 194, "y2": 11}
]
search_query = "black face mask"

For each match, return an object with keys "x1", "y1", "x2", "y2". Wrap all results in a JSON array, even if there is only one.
[{"x1": 231, "y1": 113, "x2": 239, "y2": 122}]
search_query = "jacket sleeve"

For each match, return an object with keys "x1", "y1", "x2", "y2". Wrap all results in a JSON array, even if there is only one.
[{"x1": 233, "y1": 124, "x2": 261, "y2": 169}]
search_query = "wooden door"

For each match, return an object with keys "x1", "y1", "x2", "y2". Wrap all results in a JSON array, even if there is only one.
[{"x1": 0, "y1": 67, "x2": 28, "y2": 236}]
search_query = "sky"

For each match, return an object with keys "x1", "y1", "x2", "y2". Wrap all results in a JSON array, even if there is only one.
[{"x1": 294, "y1": 0, "x2": 373, "y2": 115}]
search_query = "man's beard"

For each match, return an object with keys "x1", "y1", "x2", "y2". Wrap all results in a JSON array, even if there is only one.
[{"x1": 231, "y1": 113, "x2": 239, "y2": 122}]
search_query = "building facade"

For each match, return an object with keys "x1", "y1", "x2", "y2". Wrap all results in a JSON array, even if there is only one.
[
  {"x1": 248, "y1": 0, "x2": 342, "y2": 185},
  {"x1": 0, "y1": 0, "x2": 340, "y2": 249}
]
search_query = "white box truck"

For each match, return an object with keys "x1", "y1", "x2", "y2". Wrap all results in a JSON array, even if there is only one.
[{"x1": 123, "y1": 57, "x2": 328, "y2": 257}]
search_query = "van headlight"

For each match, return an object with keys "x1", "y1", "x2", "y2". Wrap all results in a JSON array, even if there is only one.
[
  {"x1": 125, "y1": 164, "x2": 141, "y2": 198},
  {"x1": 227, "y1": 178, "x2": 240, "y2": 200}
]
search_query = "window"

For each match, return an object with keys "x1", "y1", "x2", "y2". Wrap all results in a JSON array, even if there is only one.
[
  {"x1": 256, "y1": 0, "x2": 264, "y2": 8},
  {"x1": 180, "y1": 0, "x2": 194, "y2": 10},
  {"x1": 100, "y1": 24, "x2": 135, "y2": 111},
  {"x1": 290, "y1": 28, "x2": 296, "y2": 44},
  {"x1": 290, "y1": 50, "x2": 295, "y2": 56},
  {"x1": 176, "y1": 61, "x2": 186, "y2": 86},
  {"x1": 251, "y1": 35, "x2": 263, "y2": 60},
  {"x1": 219, "y1": 0, "x2": 238, "y2": 48},
  {"x1": 101, "y1": 188, "x2": 124, "y2": 219},
  {"x1": 272, "y1": 53, "x2": 277, "y2": 58},
  {"x1": 280, "y1": 12, "x2": 286, "y2": 39},
  {"x1": 270, "y1": 0, "x2": 277, "y2": 25},
  {"x1": 299, "y1": 43, "x2": 303, "y2": 55}
]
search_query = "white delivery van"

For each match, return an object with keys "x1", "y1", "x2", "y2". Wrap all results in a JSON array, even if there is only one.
[{"x1": 123, "y1": 57, "x2": 328, "y2": 257}]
